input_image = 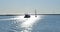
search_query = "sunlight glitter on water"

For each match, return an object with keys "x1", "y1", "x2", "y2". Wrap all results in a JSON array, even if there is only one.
[{"x1": 16, "y1": 15, "x2": 42, "y2": 32}]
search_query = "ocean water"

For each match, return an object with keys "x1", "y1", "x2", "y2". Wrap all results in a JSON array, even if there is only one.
[{"x1": 0, "y1": 15, "x2": 60, "y2": 32}]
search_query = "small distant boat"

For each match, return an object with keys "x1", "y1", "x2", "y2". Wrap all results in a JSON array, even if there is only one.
[
  {"x1": 24, "y1": 14, "x2": 30, "y2": 18},
  {"x1": 24, "y1": 9, "x2": 37, "y2": 18}
]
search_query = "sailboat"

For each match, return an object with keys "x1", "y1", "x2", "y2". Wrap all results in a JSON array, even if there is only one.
[{"x1": 24, "y1": 9, "x2": 37, "y2": 18}]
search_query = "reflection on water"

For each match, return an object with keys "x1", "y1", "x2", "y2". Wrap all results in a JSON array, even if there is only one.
[
  {"x1": 0, "y1": 15, "x2": 42, "y2": 32},
  {"x1": 15, "y1": 15, "x2": 41, "y2": 32},
  {"x1": 0, "y1": 15, "x2": 60, "y2": 32}
]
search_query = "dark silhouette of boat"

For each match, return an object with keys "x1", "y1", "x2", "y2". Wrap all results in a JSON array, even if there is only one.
[
  {"x1": 24, "y1": 14, "x2": 30, "y2": 18},
  {"x1": 24, "y1": 9, "x2": 37, "y2": 18}
]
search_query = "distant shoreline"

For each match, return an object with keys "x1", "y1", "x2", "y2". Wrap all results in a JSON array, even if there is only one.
[{"x1": 0, "y1": 14, "x2": 60, "y2": 16}]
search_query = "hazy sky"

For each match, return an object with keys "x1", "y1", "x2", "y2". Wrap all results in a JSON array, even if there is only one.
[{"x1": 0, "y1": 0, "x2": 60, "y2": 14}]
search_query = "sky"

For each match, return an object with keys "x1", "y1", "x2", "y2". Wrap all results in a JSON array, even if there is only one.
[{"x1": 0, "y1": 0, "x2": 60, "y2": 14}]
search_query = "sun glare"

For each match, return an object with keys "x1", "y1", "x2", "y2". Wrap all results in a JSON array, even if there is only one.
[{"x1": 15, "y1": 15, "x2": 42, "y2": 32}]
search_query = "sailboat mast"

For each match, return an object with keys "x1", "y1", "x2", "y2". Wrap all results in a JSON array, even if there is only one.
[{"x1": 35, "y1": 9, "x2": 37, "y2": 17}]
